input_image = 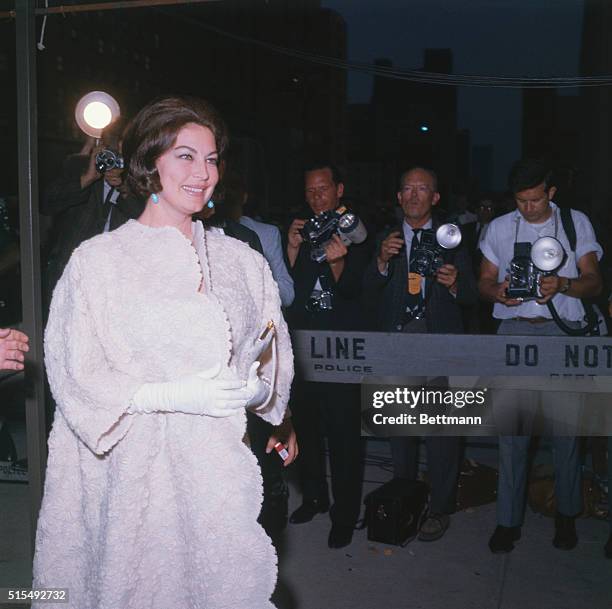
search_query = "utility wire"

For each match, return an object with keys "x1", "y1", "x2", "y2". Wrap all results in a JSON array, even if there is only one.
[
  {"x1": 168, "y1": 12, "x2": 612, "y2": 89},
  {"x1": 6, "y1": 1, "x2": 608, "y2": 88}
]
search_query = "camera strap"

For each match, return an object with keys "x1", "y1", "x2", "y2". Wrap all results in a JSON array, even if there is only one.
[
  {"x1": 550, "y1": 207, "x2": 600, "y2": 336},
  {"x1": 513, "y1": 208, "x2": 558, "y2": 243}
]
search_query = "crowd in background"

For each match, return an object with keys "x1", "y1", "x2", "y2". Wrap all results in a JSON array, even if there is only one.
[{"x1": 1, "y1": 123, "x2": 611, "y2": 561}]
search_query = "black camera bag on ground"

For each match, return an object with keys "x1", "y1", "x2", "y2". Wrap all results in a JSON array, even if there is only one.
[{"x1": 362, "y1": 478, "x2": 429, "y2": 546}]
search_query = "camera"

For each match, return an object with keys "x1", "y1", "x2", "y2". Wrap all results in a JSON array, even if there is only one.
[
  {"x1": 506, "y1": 237, "x2": 565, "y2": 300},
  {"x1": 411, "y1": 224, "x2": 462, "y2": 277},
  {"x1": 306, "y1": 288, "x2": 334, "y2": 312},
  {"x1": 95, "y1": 149, "x2": 124, "y2": 174},
  {"x1": 300, "y1": 206, "x2": 367, "y2": 263}
]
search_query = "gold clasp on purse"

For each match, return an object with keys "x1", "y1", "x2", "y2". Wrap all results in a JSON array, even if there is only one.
[{"x1": 259, "y1": 320, "x2": 275, "y2": 341}]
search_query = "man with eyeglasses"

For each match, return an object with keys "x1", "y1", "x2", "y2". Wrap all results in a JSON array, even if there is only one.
[
  {"x1": 285, "y1": 161, "x2": 371, "y2": 549},
  {"x1": 363, "y1": 166, "x2": 477, "y2": 541}
]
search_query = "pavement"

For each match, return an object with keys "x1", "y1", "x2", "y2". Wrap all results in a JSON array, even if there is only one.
[{"x1": 1, "y1": 425, "x2": 610, "y2": 609}]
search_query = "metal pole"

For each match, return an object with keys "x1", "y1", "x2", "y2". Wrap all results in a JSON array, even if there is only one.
[
  {"x1": 16, "y1": 0, "x2": 47, "y2": 555},
  {"x1": 1, "y1": 0, "x2": 223, "y2": 19}
]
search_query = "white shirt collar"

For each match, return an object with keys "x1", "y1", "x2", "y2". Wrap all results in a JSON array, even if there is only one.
[
  {"x1": 403, "y1": 217, "x2": 433, "y2": 233},
  {"x1": 103, "y1": 180, "x2": 120, "y2": 205}
]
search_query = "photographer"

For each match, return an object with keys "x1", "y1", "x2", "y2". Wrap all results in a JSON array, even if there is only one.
[
  {"x1": 363, "y1": 166, "x2": 477, "y2": 541},
  {"x1": 479, "y1": 159, "x2": 603, "y2": 554},
  {"x1": 41, "y1": 118, "x2": 143, "y2": 298},
  {"x1": 286, "y1": 162, "x2": 371, "y2": 549}
]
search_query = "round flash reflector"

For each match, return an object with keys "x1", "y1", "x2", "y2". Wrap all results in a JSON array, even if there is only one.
[
  {"x1": 531, "y1": 236, "x2": 565, "y2": 272},
  {"x1": 436, "y1": 223, "x2": 462, "y2": 249},
  {"x1": 75, "y1": 91, "x2": 120, "y2": 138},
  {"x1": 83, "y1": 102, "x2": 112, "y2": 130}
]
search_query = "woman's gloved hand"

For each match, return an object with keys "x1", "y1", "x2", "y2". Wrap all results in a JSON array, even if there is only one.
[
  {"x1": 245, "y1": 361, "x2": 271, "y2": 409},
  {"x1": 129, "y1": 364, "x2": 252, "y2": 417}
]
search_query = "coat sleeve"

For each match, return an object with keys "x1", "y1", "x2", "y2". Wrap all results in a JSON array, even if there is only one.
[
  {"x1": 40, "y1": 155, "x2": 92, "y2": 216},
  {"x1": 44, "y1": 249, "x2": 142, "y2": 455},
  {"x1": 332, "y1": 237, "x2": 372, "y2": 299},
  {"x1": 361, "y1": 230, "x2": 394, "y2": 315},
  {"x1": 267, "y1": 226, "x2": 295, "y2": 308},
  {"x1": 453, "y1": 245, "x2": 479, "y2": 306},
  {"x1": 249, "y1": 254, "x2": 294, "y2": 426}
]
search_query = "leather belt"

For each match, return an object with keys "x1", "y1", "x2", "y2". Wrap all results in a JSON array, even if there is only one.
[{"x1": 513, "y1": 317, "x2": 551, "y2": 324}]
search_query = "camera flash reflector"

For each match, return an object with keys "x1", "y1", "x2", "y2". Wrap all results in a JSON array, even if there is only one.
[
  {"x1": 436, "y1": 223, "x2": 462, "y2": 250},
  {"x1": 83, "y1": 101, "x2": 112, "y2": 130},
  {"x1": 531, "y1": 236, "x2": 565, "y2": 272},
  {"x1": 75, "y1": 91, "x2": 120, "y2": 138}
]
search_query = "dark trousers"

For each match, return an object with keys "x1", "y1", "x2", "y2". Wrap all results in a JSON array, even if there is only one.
[
  {"x1": 290, "y1": 380, "x2": 364, "y2": 527},
  {"x1": 390, "y1": 436, "x2": 460, "y2": 514},
  {"x1": 608, "y1": 437, "x2": 612, "y2": 531},
  {"x1": 246, "y1": 411, "x2": 286, "y2": 497}
]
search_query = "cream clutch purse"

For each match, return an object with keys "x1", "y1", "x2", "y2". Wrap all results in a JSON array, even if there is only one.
[{"x1": 252, "y1": 320, "x2": 276, "y2": 363}]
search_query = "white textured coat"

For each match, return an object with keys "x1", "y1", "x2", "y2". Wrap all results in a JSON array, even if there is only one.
[{"x1": 34, "y1": 220, "x2": 293, "y2": 609}]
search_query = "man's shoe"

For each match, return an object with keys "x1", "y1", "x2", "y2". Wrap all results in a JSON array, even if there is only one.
[
  {"x1": 289, "y1": 498, "x2": 329, "y2": 524},
  {"x1": 328, "y1": 523, "x2": 354, "y2": 549},
  {"x1": 553, "y1": 512, "x2": 577, "y2": 550},
  {"x1": 604, "y1": 532, "x2": 612, "y2": 559},
  {"x1": 418, "y1": 513, "x2": 450, "y2": 542},
  {"x1": 488, "y1": 525, "x2": 521, "y2": 553}
]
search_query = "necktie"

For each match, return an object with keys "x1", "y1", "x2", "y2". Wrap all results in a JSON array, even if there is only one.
[
  {"x1": 405, "y1": 228, "x2": 424, "y2": 317},
  {"x1": 102, "y1": 187, "x2": 116, "y2": 231}
]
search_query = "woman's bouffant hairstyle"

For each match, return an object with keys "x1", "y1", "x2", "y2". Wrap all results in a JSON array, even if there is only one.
[{"x1": 121, "y1": 96, "x2": 229, "y2": 201}]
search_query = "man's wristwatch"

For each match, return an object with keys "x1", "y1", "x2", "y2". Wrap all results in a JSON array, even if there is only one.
[{"x1": 559, "y1": 277, "x2": 572, "y2": 294}]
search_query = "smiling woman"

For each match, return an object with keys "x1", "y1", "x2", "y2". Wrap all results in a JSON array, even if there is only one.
[
  {"x1": 121, "y1": 96, "x2": 228, "y2": 236},
  {"x1": 143, "y1": 123, "x2": 220, "y2": 227},
  {"x1": 33, "y1": 96, "x2": 295, "y2": 609}
]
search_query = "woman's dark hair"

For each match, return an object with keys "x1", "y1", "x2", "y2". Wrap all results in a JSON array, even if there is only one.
[
  {"x1": 121, "y1": 96, "x2": 229, "y2": 200},
  {"x1": 508, "y1": 159, "x2": 554, "y2": 194}
]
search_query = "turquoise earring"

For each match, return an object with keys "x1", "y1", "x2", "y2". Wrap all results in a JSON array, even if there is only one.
[
  {"x1": 151, "y1": 193, "x2": 159, "y2": 204},
  {"x1": 207, "y1": 199, "x2": 215, "y2": 209}
]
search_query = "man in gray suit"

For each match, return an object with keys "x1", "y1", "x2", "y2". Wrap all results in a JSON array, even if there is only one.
[
  {"x1": 223, "y1": 173, "x2": 294, "y2": 307},
  {"x1": 239, "y1": 215, "x2": 294, "y2": 307}
]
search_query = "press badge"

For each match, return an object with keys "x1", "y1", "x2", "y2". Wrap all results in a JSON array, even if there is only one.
[{"x1": 407, "y1": 272, "x2": 422, "y2": 295}]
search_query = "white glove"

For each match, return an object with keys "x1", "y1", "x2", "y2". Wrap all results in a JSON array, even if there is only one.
[
  {"x1": 245, "y1": 361, "x2": 271, "y2": 409},
  {"x1": 129, "y1": 364, "x2": 252, "y2": 417}
]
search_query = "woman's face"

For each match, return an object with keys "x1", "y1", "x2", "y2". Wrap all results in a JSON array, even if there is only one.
[{"x1": 154, "y1": 122, "x2": 219, "y2": 217}]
